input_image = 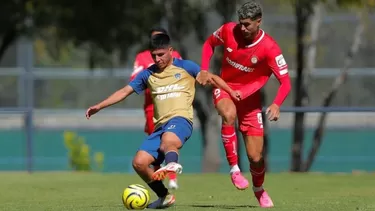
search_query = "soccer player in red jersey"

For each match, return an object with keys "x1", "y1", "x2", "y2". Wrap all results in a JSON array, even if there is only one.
[
  {"x1": 130, "y1": 27, "x2": 182, "y2": 190},
  {"x1": 197, "y1": 1, "x2": 291, "y2": 207}
]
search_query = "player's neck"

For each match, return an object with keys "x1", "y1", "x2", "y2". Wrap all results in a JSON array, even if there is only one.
[
  {"x1": 245, "y1": 29, "x2": 262, "y2": 45},
  {"x1": 157, "y1": 59, "x2": 174, "y2": 72}
]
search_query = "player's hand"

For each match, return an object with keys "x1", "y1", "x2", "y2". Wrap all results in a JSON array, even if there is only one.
[
  {"x1": 266, "y1": 104, "x2": 280, "y2": 121},
  {"x1": 86, "y1": 105, "x2": 101, "y2": 119},
  {"x1": 196, "y1": 71, "x2": 211, "y2": 85},
  {"x1": 230, "y1": 90, "x2": 242, "y2": 101}
]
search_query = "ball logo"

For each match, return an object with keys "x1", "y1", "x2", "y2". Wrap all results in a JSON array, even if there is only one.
[{"x1": 174, "y1": 73, "x2": 181, "y2": 79}]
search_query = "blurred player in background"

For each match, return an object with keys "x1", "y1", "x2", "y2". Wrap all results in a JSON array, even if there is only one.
[
  {"x1": 197, "y1": 1, "x2": 291, "y2": 208},
  {"x1": 86, "y1": 34, "x2": 239, "y2": 209},
  {"x1": 130, "y1": 27, "x2": 182, "y2": 189}
]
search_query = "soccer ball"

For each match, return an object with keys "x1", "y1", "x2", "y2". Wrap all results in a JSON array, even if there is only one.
[{"x1": 122, "y1": 184, "x2": 150, "y2": 210}]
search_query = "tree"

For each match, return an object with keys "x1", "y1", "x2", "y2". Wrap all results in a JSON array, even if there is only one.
[
  {"x1": 301, "y1": 3, "x2": 368, "y2": 171},
  {"x1": 162, "y1": 0, "x2": 222, "y2": 172},
  {"x1": 0, "y1": 0, "x2": 47, "y2": 62},
  {"x1": 47, "y1": 0, "x2": 164, "y2": 68},
  {"x1": 291, "y1": 0, "x2": 369, "y2": 172},
  {"x1": 197, "y1": 0, "x2": 239, "y2": 172}
]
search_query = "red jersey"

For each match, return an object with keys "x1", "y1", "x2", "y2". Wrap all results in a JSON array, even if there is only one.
[
  {"x1": 201, "y1": 22, "x2": 291, "y2": 106},
  {"x1": 130, "y1": 50, "x2": 182, "y2": 110}
]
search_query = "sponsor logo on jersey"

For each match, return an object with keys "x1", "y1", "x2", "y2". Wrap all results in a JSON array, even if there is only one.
[
  {"x1": 226, "y1": 57, "x2": 254, "y2": 72},
  {"x1": 153, "y1": 84, "x2": 184, "y2": 100}
]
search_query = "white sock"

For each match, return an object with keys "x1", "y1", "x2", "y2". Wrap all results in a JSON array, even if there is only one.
[
  {"x1": 230, "y1": 164, "x2": 240, "y2": 174},
  {"x1": 253, "y1": 186, "x2": 264, "y2": 192}
]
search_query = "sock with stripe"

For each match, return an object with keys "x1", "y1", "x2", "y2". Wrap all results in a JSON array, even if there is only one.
[{"x1": 221, "y1": 125, "x2": 239, "y2": 173}]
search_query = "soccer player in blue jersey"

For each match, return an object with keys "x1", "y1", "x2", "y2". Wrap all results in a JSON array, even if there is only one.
[{"x1": 86, "y1": 34, "x2": 239, "y2": 209}]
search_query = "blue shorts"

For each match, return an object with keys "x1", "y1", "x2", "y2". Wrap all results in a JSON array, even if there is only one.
[{"x1": 138, "y1": 116, "x2": 193, "y2": 165}]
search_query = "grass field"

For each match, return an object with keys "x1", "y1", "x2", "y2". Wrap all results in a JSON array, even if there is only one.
[{"x1": 0, "y1": 172, "x2": 374, "y2": 211}]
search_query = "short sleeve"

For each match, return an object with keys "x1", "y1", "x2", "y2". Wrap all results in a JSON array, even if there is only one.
[
  {"x1": 128, "y1": 69, "x2": 151, "y2": 94},
  {"x1": 181, "y1": 60, "x2": 200, "y2": 78},
  {"x1": 266, "y1": 43, "x2": 289, "y2": 78}
]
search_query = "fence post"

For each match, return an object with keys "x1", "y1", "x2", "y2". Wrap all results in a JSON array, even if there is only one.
[{"x1": 20, "y1": 36, "x2": 34, "y2": 173}]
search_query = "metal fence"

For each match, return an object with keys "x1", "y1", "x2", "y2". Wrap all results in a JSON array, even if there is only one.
[{"x1": 1, "y1": 68, "x2": 375, "y2": 173}]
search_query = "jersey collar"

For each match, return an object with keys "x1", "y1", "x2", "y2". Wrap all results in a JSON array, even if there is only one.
[{"x1": 245, "y1": 29, "x2": 265, "y2": 48}]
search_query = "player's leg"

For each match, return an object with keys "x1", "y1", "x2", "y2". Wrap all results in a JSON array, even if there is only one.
[
  {"x1": 213, "y1": 88, "x2": 249, "y2": 190},
  {"x1": 152, "y1": 117, "x2": 193, "y2": 181},
  {"x1": 144, "y1": 106, "x2": 160, "y2": 172},
  {"x1": 237, "y1": 97, "x2": 273, "y2": 208},
  {"x1": 146, "y1": 105, "x2": 178, "y2": 189},
  {"x1": 134, "y1": 131, "x2": 175, "y2": 209}
]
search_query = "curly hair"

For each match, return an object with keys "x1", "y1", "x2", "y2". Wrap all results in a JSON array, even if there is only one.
[{"x1": 237, "y1": 1, "x2": 263, "y2": 20}]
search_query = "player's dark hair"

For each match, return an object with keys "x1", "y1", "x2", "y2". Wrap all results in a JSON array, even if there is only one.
[
  {"x1": 149, "y1": 33, "x2": 171, "y2": 50},
  {"x1": 237, "y1": 1, "x2": 263, "y2": 20},
  {"x1": 149, "y1": 27, "x2": 168, "y2": 37}
]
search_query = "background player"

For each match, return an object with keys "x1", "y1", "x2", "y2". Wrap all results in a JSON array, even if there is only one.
[
  {"x1": 86, "y1": 34, "x2": 239, "y2": 209},
  {"x1": 130, "y1": 27, "x2": 182, "y2": 189},
  {"x1": 197, "y1": 1, "x2": 292, "y2": 208}
]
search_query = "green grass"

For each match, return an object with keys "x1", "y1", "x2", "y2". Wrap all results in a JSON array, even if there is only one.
[{"x1": 0, "y1": 172, "x2": 374, "y2": 211}]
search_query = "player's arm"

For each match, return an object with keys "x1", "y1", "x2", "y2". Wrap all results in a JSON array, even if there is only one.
[
  {"x1": 209, "y1": 73, "x2": 240, "y2": 101},
  {"x1": 183, "y1": 60, "x2": 240, "y2": 101},
  {"x1": 86, "y1": 70, "x2": 149, "y2": 119},
  {"x1": 197, "y1": 24, "x2": 228, "y2": 85},
  {"x1": 96, "y1": 85, "x2": 135, "y2": 110},
  {"x1": 102, "y1": 67, "x2": 149, "y2": 107},
  {"x1": 200, "y1": 24, "x2": 226, "y2": 72},
  {"x1": 267, "y1": 44, "x2": 292, "y2": 107},
  {"x1": 264, "y1": 43, "x2": 292, "y2": 121}
]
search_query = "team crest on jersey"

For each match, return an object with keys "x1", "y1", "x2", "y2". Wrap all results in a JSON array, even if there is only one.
[
  {"x1": 174, "y1": 73, "x2": 181, "y2": 79},
  {"x1": 251, "y1": 56, "x2": 258, "y2": 64}
]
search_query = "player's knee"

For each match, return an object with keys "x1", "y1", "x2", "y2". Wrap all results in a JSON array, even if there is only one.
[
  {"x1": 132, "y1": 157, "x2": 148, "y2": 172},
  {"x1": 221, "y1": 110, "x2": 236, "y2": 125},
  {"x1": 217, "y1": 100, "x2": 236, "y2": 125},
  {"x1": 160, "y1": 132, "x2": 182, "y2": 153},
  {"x1": 247, "y1": 152, "x2": 263, "y2": 164},
  {"x1": 132, "y1": 151, "x2": 153, "y2": 171}
]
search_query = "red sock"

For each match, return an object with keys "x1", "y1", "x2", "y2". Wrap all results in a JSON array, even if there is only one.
[
  {"x1": 168, "y1": 172, "x2": 177, "y2": 180},
  {"x1": 221, "y1": 125, "x2": 238, "y2": 167},
  {"x1": 250, "y1": 161, "x2": 265, "y2": 188}
]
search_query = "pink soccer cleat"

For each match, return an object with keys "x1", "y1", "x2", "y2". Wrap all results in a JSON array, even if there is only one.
[
  {"x1": 231, "y1": 171, "x2": 249, "y2": 190},
  {"x1": 254, "y1": 188, "x2": 274, "y2": 208}
]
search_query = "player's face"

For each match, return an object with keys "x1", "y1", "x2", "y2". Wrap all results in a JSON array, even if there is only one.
[
  {"x1": 239, "y1": 18, "x2": 261, "y2": 39},
  {"x1": 151, "y1": 47, "x2": 173, "y2": 70}
]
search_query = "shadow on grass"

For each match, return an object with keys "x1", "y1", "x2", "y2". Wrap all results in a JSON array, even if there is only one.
[{"x1": 180, "y1": 204, "x2": 257, "y2": 209}]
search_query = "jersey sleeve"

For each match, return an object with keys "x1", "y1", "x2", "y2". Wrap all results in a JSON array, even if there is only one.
[
  {"x1": 130, "y1": 53, "x2": 145, "y2": 81},
  {"x1": 200, "y1": 23, "x2": 231, "y2": 70},
  {"x1": 208, "y1": 24, "x2": 228, "y2": 46},
  {"x1": 182, "y1": 60, "x2": 200, "y2": 78},
  {"x1": 266, "y1": 43, "x2": 289, "y2": 78},
  {"x1": 266, "y1": 43, "x2": 292, "y2": 106},
  {"x1": 128, "y1": 69, "x2": 150, "y2": 94}
]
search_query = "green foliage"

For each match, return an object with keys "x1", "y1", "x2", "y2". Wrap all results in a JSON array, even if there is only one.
[{"x1": 63, "y1": 131, "x2": 104, "y2": 172}]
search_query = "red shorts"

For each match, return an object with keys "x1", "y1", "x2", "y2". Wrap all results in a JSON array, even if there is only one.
[
  {"x1": 213, "y1": 88, "x2": 263, "y2": 136},
  {"x1": 144, "y1": 106, "x2": 155, "y2": 135}
]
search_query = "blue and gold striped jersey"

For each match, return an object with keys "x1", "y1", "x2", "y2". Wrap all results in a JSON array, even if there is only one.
[{"x1": 129, "y1": 58, "x2": 200, "y2": 129}]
